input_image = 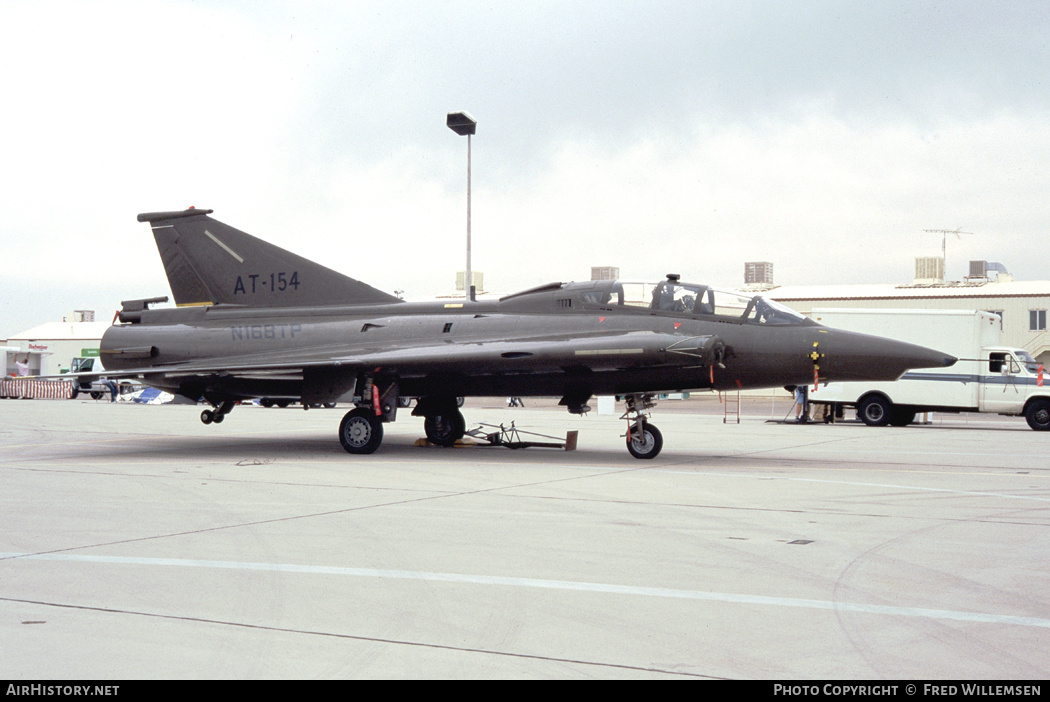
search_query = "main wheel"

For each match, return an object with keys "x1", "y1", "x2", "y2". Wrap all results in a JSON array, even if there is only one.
[
  {"x1": 1025, "y1": 399, "x2": 1050, "y2": 431},
  {"x1": 424, "y1": 410, "x2": 466, "y2": 446},
  {"x1": 858, "y1": 396, "x2": 892, "y2": 427},
  {"x1": 339, "y1": 408, "x2": 384, "y2": 454},
  {"x1": 627, "y1": 422, "x2": 663, "y2": 459}
]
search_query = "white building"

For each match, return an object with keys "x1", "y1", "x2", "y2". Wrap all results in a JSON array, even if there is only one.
[{"x1": 3, "y1": 321, "x2": 110, "y2": 377}]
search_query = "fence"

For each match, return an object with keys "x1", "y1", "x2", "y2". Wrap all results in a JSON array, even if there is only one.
[{"x1": 0, "y1": 378, "x2": 76, "y2": 399}]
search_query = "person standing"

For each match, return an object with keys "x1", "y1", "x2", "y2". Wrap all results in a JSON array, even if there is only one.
[{"x1": 794, "y1": 385, "x2": 810, "y2": 423}]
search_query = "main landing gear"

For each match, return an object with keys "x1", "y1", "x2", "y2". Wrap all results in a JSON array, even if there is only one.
[
  {"x1": 339, "y1": 407, "x2": 384, "y2": 454},
  {"x1": 337, "y1": 392, "x2": 468, "y2": 454},
  {"x1": 622, "y1": 393, "x2": 663, "y2": 459},
  {"x1": 200, "y1": 401, "x2": 235, "y2": 425},
  {"x1": 413, "y1": 396, "x2": 467, "y2": 447},
  {"x1": 423, "y1": 411, "x2": 466, "y2": 446},
  {"x1": 338, "y1": 377, "x2": 398, "y2": 454}
]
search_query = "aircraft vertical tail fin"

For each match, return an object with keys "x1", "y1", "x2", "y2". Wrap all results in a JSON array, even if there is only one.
[{"x1": 136, "y1": 208, "x2": 404, "y2": 308}]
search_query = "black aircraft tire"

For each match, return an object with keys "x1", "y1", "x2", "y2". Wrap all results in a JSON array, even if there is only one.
[
  {"x1": 424, "y1": 410, "x2": 466, "y2": 447},
  {"x1": 858, "y1": 396, "x2": 892, "y2": 427},
  {"x1": 1025, "y1": 399, "x2": 1050, "y2": 431},
  {"x1": 340, "y1": 408, "x2": 384, "y2": 454},
  {"x1": 627, "y1": 423, "x2": 663, "y2": 459}
]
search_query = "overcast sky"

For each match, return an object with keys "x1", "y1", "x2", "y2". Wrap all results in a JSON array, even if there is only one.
[{"x1": 2, "y1": 0, "x2": 1049, "y2": 338}]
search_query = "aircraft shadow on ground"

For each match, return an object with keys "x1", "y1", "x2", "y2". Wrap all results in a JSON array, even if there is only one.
[{"x1": 61, "y1": 430, "x2": 656, "y2": 466}]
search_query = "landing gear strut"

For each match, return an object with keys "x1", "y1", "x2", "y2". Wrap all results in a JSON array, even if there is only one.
[
  {"x1": 622, "y1": 394, "x2": 663, "y2": 459},
  {"x1": 336, "y1": 375, "x2": 398, "y2": 454}
]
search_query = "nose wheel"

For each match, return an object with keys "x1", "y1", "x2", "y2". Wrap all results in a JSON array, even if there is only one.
[
  {"x1": 622, "y1": 394, "x2": 663, "y2": 459},
  {"x1": 626, "y1": 420, "x2": 663, "y2": 459}
]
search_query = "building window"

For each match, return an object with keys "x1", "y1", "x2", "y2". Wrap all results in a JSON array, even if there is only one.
[{"x1": 1030, "y1": 310, "x2": 1047, "y2": 331}]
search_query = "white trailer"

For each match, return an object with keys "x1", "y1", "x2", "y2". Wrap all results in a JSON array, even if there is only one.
[{"x1": 808, "y1": 309, "x2": 1050, "y2": 430}]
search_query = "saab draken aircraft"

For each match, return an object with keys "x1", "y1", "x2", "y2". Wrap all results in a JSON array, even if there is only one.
[{"x1": 93, "y1": 208, "x2": 955, "y2": 459}]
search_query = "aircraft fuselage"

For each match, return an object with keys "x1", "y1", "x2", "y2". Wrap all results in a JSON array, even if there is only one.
[{"x1": 101, "y1": 281, "x2": 950, "y2": 405}]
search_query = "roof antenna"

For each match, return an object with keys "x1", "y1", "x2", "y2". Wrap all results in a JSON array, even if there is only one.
[{"x1": 923, "y1": 228, "x2": 974, "y2": 278}]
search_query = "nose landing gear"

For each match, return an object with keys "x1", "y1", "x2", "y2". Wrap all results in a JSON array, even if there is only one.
[{"x1": 622, "y1": 394, "x2": 663, "y2": 459}]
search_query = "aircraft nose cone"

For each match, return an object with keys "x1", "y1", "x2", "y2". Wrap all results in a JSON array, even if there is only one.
[{"x1": 817, "y1": 329, "x2": 956, "y2": 382}]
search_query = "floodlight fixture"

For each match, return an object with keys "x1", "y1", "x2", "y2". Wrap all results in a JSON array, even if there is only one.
[{"x1": 446, "y1": 111, "x2": 477, "y2": 136}]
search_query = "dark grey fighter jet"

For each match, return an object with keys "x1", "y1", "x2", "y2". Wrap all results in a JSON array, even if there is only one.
[{"x1": 98, "y1": 207, "x2": 955, "y2": 459}]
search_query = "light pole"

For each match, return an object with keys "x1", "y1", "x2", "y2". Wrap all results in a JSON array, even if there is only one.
[{"x1": 447, "y1": 111, "x2": 477, "y2": 300}]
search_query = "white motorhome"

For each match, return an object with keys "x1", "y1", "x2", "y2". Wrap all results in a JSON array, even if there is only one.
[{"x1": 808, "y1": 309, "x2": 1050, "y2": 430}]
